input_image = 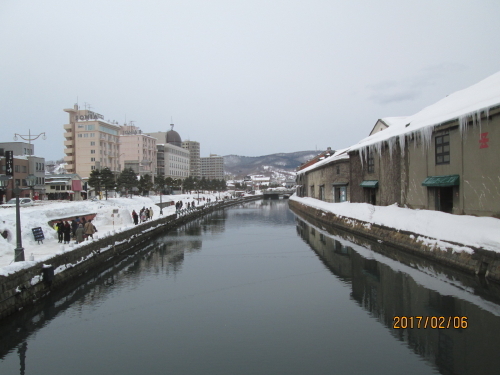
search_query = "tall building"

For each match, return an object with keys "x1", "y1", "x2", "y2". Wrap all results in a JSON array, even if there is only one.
[
  {"x1": 182, "y1": 140, "x2": 201, "y2": 178},
  {"x1": 119, "y1": 123, "x2": 157, "y2": 177},
  {"x1": 147, "y1": 125, "x2": 190, "y2": 179},
  {"x1": 201, "y1": 154, "x2": 224, "y2": 180},
  {"x1": 0, "y1": 142, "x2": 46, "y2": 200},
  {"x1": 63, "y1": 105, "x2": 121, "y2": 179}
]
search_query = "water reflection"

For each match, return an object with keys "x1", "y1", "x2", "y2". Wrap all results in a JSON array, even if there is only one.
[
  {"x1": 294, "y1": 211, "x2": 500, "y2": 375},
  {"x1": 0, "y1": 209, "x2": 229, "y2": 366}
]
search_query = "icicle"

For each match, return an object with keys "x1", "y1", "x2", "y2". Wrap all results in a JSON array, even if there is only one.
[
  {"x1": 386, "y1": 137, "x2": 396, "y2": 161},
  {"x1": 399, "y1": 133, "x2": 406, "y2": 157}
]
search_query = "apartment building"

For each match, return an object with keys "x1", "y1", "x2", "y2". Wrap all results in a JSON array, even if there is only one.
[
  {"x1": 119, "y1": 123, "x2": 157, "y2": 177},
  {"x1": 182, "y1": 140, "x2": 201, "y2": 178},
  {"x1": 63, "y1": 105, "x2": 121, "y2": 179},
  {"x1": 201, "y1": 154, "x2": 224, "y2": 180}
]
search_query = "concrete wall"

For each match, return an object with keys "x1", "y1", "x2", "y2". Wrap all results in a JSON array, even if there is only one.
[{"x1": 289, "y1": 199, "x2": 500, "y2": 283}]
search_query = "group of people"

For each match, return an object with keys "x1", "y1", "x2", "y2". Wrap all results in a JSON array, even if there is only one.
[
  {"x1": 56, "y1": 216, "x2": 97, "y2": 244},
  {"x1": 131, "y1": 207, "x2": 154, "y2": 225}
]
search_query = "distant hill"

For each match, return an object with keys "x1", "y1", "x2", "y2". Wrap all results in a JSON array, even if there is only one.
[{"x1": 223, "y1": 150, "x2": 321, "y2": 180}]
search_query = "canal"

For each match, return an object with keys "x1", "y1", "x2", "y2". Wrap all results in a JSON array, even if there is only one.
[{"x1": 1, "y1": 200, "x2": 500, "y2": 374}]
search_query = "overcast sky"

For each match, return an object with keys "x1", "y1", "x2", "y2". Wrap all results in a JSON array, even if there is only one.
[{"x1": 1, "y1": 0, "x2": 499, "y2": 161}]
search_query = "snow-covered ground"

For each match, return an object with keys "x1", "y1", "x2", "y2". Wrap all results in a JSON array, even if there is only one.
[
  {"x1": 0, "y1": 193, "x2": 231, "y2": 276},
  {"x1": 291, "y1": 195, "x2": 500, "y2": 253}
]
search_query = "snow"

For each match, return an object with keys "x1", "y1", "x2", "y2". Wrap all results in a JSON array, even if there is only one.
[
  {"x1": 353, "y1": 71, "x2": 500, "y2": 153},
  {"x1": 0, "y1": 192, "x2": 230, "y2": 276},
  {"x1": 301, "y1": 71, "x2": 500, "y2": 174},
  {"x1": 291, "y1": 195, "x2": 500, "y2": 253}
]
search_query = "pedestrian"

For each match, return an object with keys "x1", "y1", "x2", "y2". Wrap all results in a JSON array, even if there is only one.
[
  {"x1": 132, "y1": 210, "x2": 138, "y2": 225},
  {"x1": 140, "y1": 210, "x2": 146, "y2": 223},
  {"x1": 84, "y1": 219, "x2": 96, "y2": 240},
  {"x1": 75, "y1": 223, "x2": 84, "y2": 244},
  {"x1": 149, "y1": 207, "x2": 154, "y2": 220},
  {"x1": 145, "y1": 208, "x2": 150, "y2": 221},
  {"x1": 63, "y1": 221, "x2": 71, "y2": 244},
  {"x1": 71, "y1": 218, "x2": 78, "y2": 239},
  {"x1": 56, "y1": 220, "x2": 64, "y2": 243}
]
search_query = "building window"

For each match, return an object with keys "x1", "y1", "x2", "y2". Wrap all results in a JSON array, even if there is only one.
[
  {"x1": 78, "y1": 134, "x2": 83, "y2": 138},
  {"x1": 91, "y1": 166, "x2": 96, "y2": 170},
  {"x1": 91, "y1": 157, "x2": 96, "y2": 161},
  {"x1": 15, "y1": 165, "x2": 20, "y2": 172},
  {"x1": 91, "y1": 141, "x2": 95, "y2": 146},
  {"x1": 336, "y1": 166, "x2": 340, "y2": 174},
  {"x1": 310, "y1": 185, "x2": 315, "y2": 198},
  {"x1": 319, "y1": 185, "x2": 325, "y2": 201},
  {"x1": 368, "y1": 152, "x2": 375, "y2": 174},
  {"x1": 91, "y1": 150, "x2": 96, "y2": 154},
  {"x1": 435, "y1": 131, "x2": 450, "y2": 165},
  {"x1": 22, "y1": 166, "x2": 27, "y2": 173}
]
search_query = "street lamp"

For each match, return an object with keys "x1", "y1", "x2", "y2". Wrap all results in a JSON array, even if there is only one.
[
  {"x1": 0, "y1": 174, "x2": 36, "y2": 262},
  {"x1": 159, "y1": 183, "x2": 168, "y2": 215}
]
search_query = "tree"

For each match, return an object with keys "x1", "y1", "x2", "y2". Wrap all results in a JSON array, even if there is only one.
[
  {"x1": 117, "y1": 168, "x2": 138, "y2": 197},
  {"x1": 139, "y1": 174, "x2": 153, "y2": 195},
  {"x1": 165, "y1": 177, "x2": 174, "y2": 194},
  {"x1": 87, "y1": 169, "x2": 102, "y2": 199},
  {"x1": 100, "y1": 167, "x2": 116, "y2": 200},
  {"x1": 154, "y1": 175, "x2": 166, "y2": 194}
]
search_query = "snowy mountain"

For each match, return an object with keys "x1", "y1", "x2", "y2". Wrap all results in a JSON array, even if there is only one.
[{"x1": 223, "y1": 150, "x2": 321, "y2": 180}]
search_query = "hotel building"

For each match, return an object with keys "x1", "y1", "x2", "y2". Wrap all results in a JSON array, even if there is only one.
[{"x1": 63, "y1": 105, "x2": 121, "y2": 179}]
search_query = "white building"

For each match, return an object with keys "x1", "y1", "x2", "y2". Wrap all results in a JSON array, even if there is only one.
[
  {"x1": 201, "y1": 154, "x2": 224, "y2": 180},
  {"x1": 147, "y1": 125, "x2": 190, "y2": 179}
]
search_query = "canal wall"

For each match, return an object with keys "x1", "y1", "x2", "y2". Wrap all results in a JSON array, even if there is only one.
[
  {"x1": 0, "y1": 195, "x2": 262, "y2": 320},
  {"x1": 289, "y1": 199, "x2": 500, "y2": 283}
]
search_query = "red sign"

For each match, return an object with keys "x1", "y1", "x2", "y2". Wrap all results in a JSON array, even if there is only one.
[{"x1": 479, "y1": 132, "x2": 489, "y2": 149}]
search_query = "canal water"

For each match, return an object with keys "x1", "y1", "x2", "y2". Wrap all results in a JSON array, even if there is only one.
[{"x1": 1, "y1": 200, "x2": 500, "y2": 374}]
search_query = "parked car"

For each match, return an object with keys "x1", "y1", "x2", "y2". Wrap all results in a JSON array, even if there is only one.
[{"x1": 2, "y1": 198, "x2": 35, "y2": 207}]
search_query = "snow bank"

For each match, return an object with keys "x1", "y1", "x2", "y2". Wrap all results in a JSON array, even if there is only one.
[
  {"x1": 0, "y1": 192, "x2": 230, "y2": 276},
  {"x1": 291, "y1": 195, "x2": 500, "y2": 252}
]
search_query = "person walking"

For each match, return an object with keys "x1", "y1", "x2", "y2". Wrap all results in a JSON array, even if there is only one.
[
  {"x1": 84, "y1": 219, "x2": 96, "y2": 240},
  {"x1": 56, "y1": 220, "x2": 64, "y2": 243},
  {"x1": 75, "y1": 223, "x2": 84, "y2": 244},
  {"x1": 63, "y1": 221, "x2": 71, "y2": 244},
  {"x1": 71, "y1": 217, "x2": 79, "y2": 239},
  {"x1": 132, "y1": 210, "x2": 138, "y2": 225},
  {"x1": 149, "y1": 207, "x2": 154, "y2": 220}
]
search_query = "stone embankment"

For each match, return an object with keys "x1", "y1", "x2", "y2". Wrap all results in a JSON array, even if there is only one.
[
  {"x1": 289, "y1": 199, "x2": 500, "y2": 283},
  {"x1": 0, "y1": 196, "x2": 262, "y2": 320}
]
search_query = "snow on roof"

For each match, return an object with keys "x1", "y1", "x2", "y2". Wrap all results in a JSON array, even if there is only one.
[
  {"x1": 297, "y1": 148, "x2": 349, "y2": 175},
  {"x1": 380, "y1": 116, "x2": 411, "y2": 127},
  {"x1": 352, "y1": 71, "x2": 500, "y2": 153}
]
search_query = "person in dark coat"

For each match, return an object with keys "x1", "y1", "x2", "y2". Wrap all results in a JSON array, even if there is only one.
[
  {"x1": 71, "y1": 218, "x2": 79, "y2": 238},
  {"x1": 63, "y1": 221, "x2": 71, "y2": 244},
  {"x1": 56, "y1": 221, "x2": 64, "y2": 243},
  {"x1": 132, "y1": 210, "x2": 138, "y2": 225}
]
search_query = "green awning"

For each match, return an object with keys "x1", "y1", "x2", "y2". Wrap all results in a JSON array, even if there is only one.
[
  {"x1": 422, "y1": 175, "x2": 460, "y2": 187},
  {"x1": 360, "y1": 180, "x2": 379, "y2": 188}
]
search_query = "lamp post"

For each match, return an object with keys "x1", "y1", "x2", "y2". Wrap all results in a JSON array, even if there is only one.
[{"x1": 0, "y1": 174, "x2": 36, "y2": 262}]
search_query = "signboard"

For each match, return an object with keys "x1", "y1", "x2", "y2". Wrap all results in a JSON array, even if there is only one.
[
  {"x1": 32, "y1": 227, "x2": 45, "y2": 244},
  {"x1": 5, "y1": 151, "x2": 13, "y2": 176}
]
